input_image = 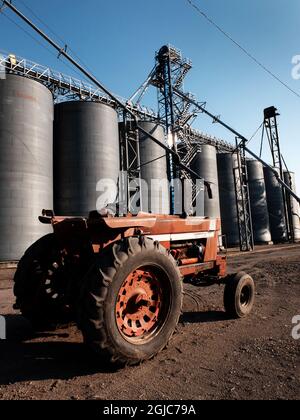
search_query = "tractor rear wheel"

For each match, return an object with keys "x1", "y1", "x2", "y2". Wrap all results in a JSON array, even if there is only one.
[
  {"x1": 224, "y1": 272, "x2": 255, "y2": 319},
  {"x1": 78, "y1": 237, "x2": 183, "y2": 366},
  {"x1": 14, "y1": 234, "x2": 75, "y2": 328}
]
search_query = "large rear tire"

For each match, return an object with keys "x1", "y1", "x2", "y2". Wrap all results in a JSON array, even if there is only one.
[
  {"x1": 14, "y1": 234, "x2": 76, "y2": 328},
  {"x1": 78, "y1": 237, "x2": 183, "y2": 366}
]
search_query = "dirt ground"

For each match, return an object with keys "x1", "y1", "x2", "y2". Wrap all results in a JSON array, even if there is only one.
[{"x1": 0, "y1": 245, "x2": 299, "y2": 401}]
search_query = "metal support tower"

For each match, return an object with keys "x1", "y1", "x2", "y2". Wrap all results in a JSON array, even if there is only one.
[
  {"x1": 264, "y1": 107, "x2": 293, "y2": 242},
  {"x1": 264, "y1": 107, "x2": 284, "y2": 177},
  {"x1": 118, "y1": 116, "x2": 143, "y2": 215},
  {"x1": 151, "y1": 45, "x2": 204, "y2": 145},
  {"x1": 234, "y1": 139, "x2": 254, "y2": 252},
  {"x1": 150, "y1": 45, "x2": 206, "y2": 214},
  {"x1": 152, "y1": 46, "x2": 183, "y2": 213}
]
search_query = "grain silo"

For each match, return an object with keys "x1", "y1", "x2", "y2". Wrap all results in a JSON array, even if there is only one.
[
  {"x1": 191, "y1": 145, "x2": 220, "y2": 219},
  {"x1": 138, "y1": 121, "x2": 170, "y2": 214},
  {"x1": 247, "y1": 160, "x2": 272, "y2": 244},
  {"x1": 0, "y1": 74, "x2": 53, "y2": 261},
  {"x1": 284, "y1": 171, "x2": 300, "y2": 242},
  {"x1": 264, "y1": 167, "x2": 288, "y2": 243},
  {"x1": 217, "y1": 153, "x2": 239, "y2": 246},
  {"x1": 54, "y1": 101, "x2": 120, "y2": 216}
]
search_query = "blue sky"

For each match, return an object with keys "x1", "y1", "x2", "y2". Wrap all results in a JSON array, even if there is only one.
[{"x1": 0, "y1": 0, "x2": 299, "y2": 189}]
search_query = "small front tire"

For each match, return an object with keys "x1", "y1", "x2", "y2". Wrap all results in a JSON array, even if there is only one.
[{"x1": 224, "y1": 272, "x2": 255, "y2": 319}]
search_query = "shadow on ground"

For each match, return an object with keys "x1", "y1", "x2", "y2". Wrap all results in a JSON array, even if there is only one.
[
  {"x1": 0, "y1": 311, "x2": 227, "y2": 386},
  {"x1": 0, "y1": 315, "x2": 118, "y2": 386}
]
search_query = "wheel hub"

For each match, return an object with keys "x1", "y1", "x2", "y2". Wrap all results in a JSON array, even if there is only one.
[
  {"x1": 116, "y1": 269, "x2": 163, "y2": 340},
  {"x1": 240, "y1": 285, "x2": 251, "y2": 307},
  {"x1": 43, "y1": 258, "x2": 65, "y2": 300}
]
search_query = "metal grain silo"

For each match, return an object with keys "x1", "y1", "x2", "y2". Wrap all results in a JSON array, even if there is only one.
[
  {"x1": 54, "y1": 101, "x2": 120, "y2": 216},
  {"x1": 191, "y1": 145, "x2": 220, "y2": 219},
  {"x1": 247, "y1": 160, "x2": 272, "y2": 244},
  {"x1": 138, "y1": 121, "x2": 170, "y2": 214},
  {"x1": 217, "y1": 153, "x2": 239, "y2": 246},
  {"x1": 264, "y1": 167, "x2": 288, "y2": 243},
  {"x1": 0, "y1": 74, "x2": 53, "y2": 261},
  {"x1": 284, "y1": 171, "x2": 300, "y2": 242}
]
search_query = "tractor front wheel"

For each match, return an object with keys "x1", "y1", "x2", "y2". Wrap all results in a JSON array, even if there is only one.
[
  {"x1": 78, "y1": 237, "x2": 183, "y2": 366},
  {"x1": 224, "y1": 272, "x2": 255, "y2": 319}
]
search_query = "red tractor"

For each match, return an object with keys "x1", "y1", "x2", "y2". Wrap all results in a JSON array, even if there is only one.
[
  {"x1": 14, "y1": 210, "x2": 255, "y2": 366},
  {"x1": 0, "y1": 0, "x2": 259, "y2": 367}
]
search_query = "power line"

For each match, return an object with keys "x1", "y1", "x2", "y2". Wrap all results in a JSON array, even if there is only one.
[
  {"x1": 248, "y1": 122, "x2": 263, "y2": 145},
  {"x1": 1, "y1": 11, "x2": 58, "y2": 59},
  {"x1": 186, "y1": 0, "x2": 300, "y2": 100},
  {"x1": 0, "y1": 9, "x2": 99, "y2": 85},
  {"x1": 15, "y1": 0, "x2": 96, "y2": 75}
]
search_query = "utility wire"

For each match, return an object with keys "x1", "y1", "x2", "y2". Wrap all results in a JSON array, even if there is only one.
[
  {"x1": 0, "y1": 8, "x2": 257, "y2": 200},
  {"x1": 259, "y1": 124, "x2": 265, "y2": 158},
  {"x1": 0, "y1": 1, "x2": 274, "y2": 198},
  {"x1": 1, "y1": 10, "x2": 58, "y2": 60},
  {"x1": 232, "y1": 122, "x2": 263, "y2": 154},
  {"x1": 0, "y1": 9, "x2": 100, "y2": 87},
  {"x1": 248, "y1": 122, "x2": 263, "y2": 145},
  {"x1": 16, "y1": 0, "x2": 95, "y2": 76},
  {"x1": 186, "y1": 0, "x2": 300, "y2": 100}
]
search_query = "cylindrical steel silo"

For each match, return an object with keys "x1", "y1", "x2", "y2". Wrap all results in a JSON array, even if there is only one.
[
  {"x1": 191, "y1": 145, "x2": 220, "y2": 219},
  {"x1": 54, "y1": 102, "x2": 120, "y2": 216},
  {"x1": 138, "y1": 121, "x2": 170, "y2": 214},
  {"x1": 247, "y1": 160, "x2": 272, "y2": 244},
  {"x1": 264, "y1": 167, "x2": 288, "y2": 243},
  {"x1": 217, "y1": 153, "x2": 239, "y2": 246},
  {"x1": 284, "y1": 171, "x2": 300, "y2": 242},
  {"x1": 0, "y1": 74, "x2": 53, "y2": 261}
]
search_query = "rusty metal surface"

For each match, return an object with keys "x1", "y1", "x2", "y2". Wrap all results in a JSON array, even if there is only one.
[
  {"x1": 50, "y1": 213, "x2": 219, "y2": 234},
  {"x1": 116, "y1": 269, "x2": 164, "y2": 340},
  {"x1": 98, "y1": 215, "x2": 157, "y2": 230},
  {"x1": 43, "y1": 211, "x2": 225, "y2": 279},
  {"x1": 179, "y1": 262, "x2": 215, "y2": 276}
]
